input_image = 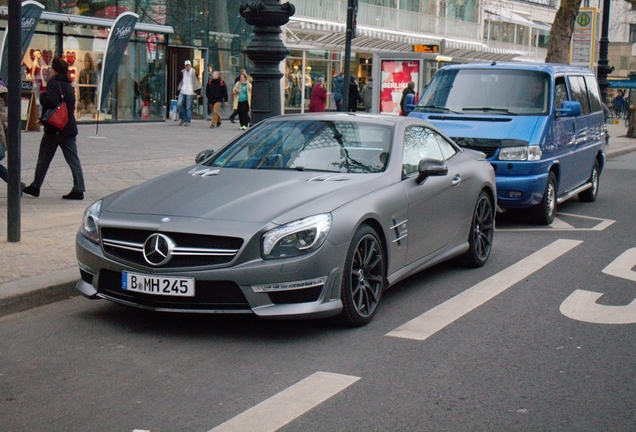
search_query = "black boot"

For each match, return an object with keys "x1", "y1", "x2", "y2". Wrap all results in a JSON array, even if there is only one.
[
  {"x1": 22, "y1": 184, "x2": 40, "y2": 197},
  {"x1": 62, "y1": 191, "x2": 84, "y2": 200}
]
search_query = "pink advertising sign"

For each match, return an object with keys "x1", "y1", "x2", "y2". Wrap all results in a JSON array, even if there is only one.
[{"x1": 380, "y1": 60, "x2": 420, "y2": 115}]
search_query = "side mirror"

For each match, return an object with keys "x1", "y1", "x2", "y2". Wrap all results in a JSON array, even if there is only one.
[
  {"x1": 415, "y1": 158, "x2": 448, "y2": 184},
  {"x1": 556, "y1": 100, "x2": 581, "y2": 117},
  {"x1": 195, "y1": 149, "x2": 214, "y2": 164}
]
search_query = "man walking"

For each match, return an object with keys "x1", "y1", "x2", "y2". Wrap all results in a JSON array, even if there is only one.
[
  {"x1": 176, "y1": 60, "x2": 200, "y2": 126},
  {"x1": 332, "y1": 71, "x2": 345, "y2": 112},
  {"x1": 205, "y1": 70, "x2": 228, "y2": 128}
]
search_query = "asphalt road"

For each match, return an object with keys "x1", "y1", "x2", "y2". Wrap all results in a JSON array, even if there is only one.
[{"x1": 1, "y1": 153, "x2": 635, "y2": 431}]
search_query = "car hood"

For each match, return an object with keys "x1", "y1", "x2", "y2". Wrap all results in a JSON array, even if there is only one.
[
  {"x1": 103, "y1": 166, "x2": 390, "y2": 224},
  {"x1": 411, "y1": 113, "x2": 542, "y2": 141}
]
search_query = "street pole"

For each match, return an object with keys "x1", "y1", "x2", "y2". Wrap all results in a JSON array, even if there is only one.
[
  {"x1": 342, "y1": 0, "x2": 356, "y2": 112},
  {"x1": 7, "y1": 0, "x2": 21, "y2": 242},
  {"x1": 597, "y1": 0, "x2": 613, "y2": 104}
]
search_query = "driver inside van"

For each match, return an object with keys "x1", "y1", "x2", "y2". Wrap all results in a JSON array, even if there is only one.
[{"x1": 527, "y1": 76, "x2": 546, "y2": 109}]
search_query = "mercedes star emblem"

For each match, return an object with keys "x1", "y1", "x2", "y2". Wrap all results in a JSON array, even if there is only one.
[{"x1": 143, "y1": 233, "x2": 175, "y2": 266}]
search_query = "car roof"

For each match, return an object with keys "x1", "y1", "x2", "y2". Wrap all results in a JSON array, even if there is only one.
[
  {"x1": 263, "y1": 112, "x2": 419, "y2": 126},
  {"x1": 438, "y1": 61, "x2": 597, "y2": 76}
]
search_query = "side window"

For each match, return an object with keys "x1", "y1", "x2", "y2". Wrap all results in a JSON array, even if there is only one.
[
  {"x1": 568, "y1": 75, "x2": 591, "y2": 114},
  {"x1": 403, "y1": 126, "x2": 444, "y2": 176},
  {"x1": 584, "y1": 76, "x2": 603, "y2": 113},
  {"x1": 433, "y1": 132, "x2": 458, "y2": 161},
  {"x1": 555, "y1": 77, "x2": 568, "y2": 110}
]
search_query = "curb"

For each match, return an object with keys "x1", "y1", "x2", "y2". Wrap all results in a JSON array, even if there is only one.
[{"x1": 0, "y1": 268, "x2": 80, "y2": 318}]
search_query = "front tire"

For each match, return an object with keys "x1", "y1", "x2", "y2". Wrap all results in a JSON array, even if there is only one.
[
  {"x1": 532, "y1": 171, "x2": 557, "y2": 225},
  {"x1": 460, "y1": 191, "x2": 494, "y2": 268},
  {"x1": 337, "y1": 225, "x2": 386, "y2": 327},
  {"x1": 578, "y1": 160, "x2": 600, "y2": 203}
]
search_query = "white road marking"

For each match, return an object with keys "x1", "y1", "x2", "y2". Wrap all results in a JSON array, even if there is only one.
[
  {"x1": 550, "y1": 217, "x2": 575, "y2": 230},
  {"x1": 386, "y1": 239, "x2": 583, "y2": 341},
  {"x1": 209, "y1": 372, "x2": 360, "y2": 432},
  {"x1": 560, "y1": 248, "x2": 636, "y2": 325},
  {"x1": 497, "y1": 212, "x2": 615, "y2": 232},
  {"x1": 602, "y1": 247, "x2": 636, "y2": 282},
  {"x1": 560, "y1": 290, "x2": 636, "y2": 325}
]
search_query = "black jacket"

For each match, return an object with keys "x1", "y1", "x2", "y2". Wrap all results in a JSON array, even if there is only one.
[
  {"x1": 40, "y1": 74, "x2": 77, "y2": 136},
  {"x1": 205, "y1": 78, "x2": 228, "y2": 104},
  {"x1": 348, "y1": 82, "x2": 363, "y2": 112}
]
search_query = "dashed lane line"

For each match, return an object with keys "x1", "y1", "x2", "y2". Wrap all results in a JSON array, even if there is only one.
[
  {"x1": 386, "y1": 239, "x2": 583, "y2": 341},
  {"x1": 209, "y1": 371, "x2": 361, "y2": 432}
]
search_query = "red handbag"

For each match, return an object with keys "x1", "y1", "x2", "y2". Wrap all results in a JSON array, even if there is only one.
[{"x1": 41, "y1": 82, "x2": 68, "y2": 130}]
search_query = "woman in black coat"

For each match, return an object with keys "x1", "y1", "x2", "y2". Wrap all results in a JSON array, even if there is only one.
[
  {"x1": 348, "y1": 75, "x2": 363, "y2": 112},
  {"x1": 23, "y1": 57, "x2": 85, "y2": 200}
]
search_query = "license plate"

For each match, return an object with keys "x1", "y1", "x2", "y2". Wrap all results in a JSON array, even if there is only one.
[{"x1": 122, "y1": 272, "x2": 195, "y2": 297}]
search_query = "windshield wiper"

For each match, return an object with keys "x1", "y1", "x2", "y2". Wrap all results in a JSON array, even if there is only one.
[
  {"x1": 462, "y1": 107, "x2": 518, "y2": 115},
  {"x1": 412, "y1": 105, "x2": 459, "y2": 114}
]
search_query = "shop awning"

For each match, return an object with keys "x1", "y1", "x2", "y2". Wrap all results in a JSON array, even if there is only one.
[
  {"x1": 285, "y1": 16, "x2": 531, "y2": 61},
  {"x1": 0, "y1": 7, "x2": 173, "y2": 34}
]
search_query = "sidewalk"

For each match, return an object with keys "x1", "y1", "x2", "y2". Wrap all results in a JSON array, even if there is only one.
[{"x1": 1, "y1": 119, "x2": 635, "y2": 317}]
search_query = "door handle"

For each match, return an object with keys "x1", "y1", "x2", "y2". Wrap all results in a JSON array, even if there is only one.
[{"x1": 452, "y1": 175, "x2": 461, "y2": 186}]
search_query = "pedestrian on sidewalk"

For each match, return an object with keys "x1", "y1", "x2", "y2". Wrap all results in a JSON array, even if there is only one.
[
  {"x1": 23, "y1": 57, "x2": 85, "y2": 200},
  {"x1": 347, "y1": 75, "x2": 363, "y2": 112},
  {"x1": 233, "y1": 73, "x2": 252, "y2": 130},
  {"x1": 205, "y1": 70, "x2": 228, "y2": 128},
  {"x1": 308, "y1": 77, "x2": 327, "y2": 112},
  {"x1": 176, "y1": 60, "x2": 201, "y2": 127},
  {"x1": 0, "y1": 77, "x2": 8, "y2": 184},
  {"x1": 228, "y1": 68, "x2": 250, "y2": 124},
  {"x1": 361, "y1": 78, "x2": 373, "y2": 113},
  {"x1": 332, "y1": 71, "x2": 345, "y2": 112}
]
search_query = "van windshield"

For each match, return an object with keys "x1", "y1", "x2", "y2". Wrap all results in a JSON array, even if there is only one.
[{"x1": 416, "y1": 69, "x2": 550, "y2": 116}]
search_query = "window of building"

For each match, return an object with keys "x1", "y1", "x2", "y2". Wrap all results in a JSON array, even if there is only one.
[{"x1": 630, "y1": 24, "x2": 636, "y2": 43}]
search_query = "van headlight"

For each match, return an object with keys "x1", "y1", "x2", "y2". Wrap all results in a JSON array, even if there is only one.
[
  {"x1": 262, "y1": 214, "x2": 332, "y2": 259},
  {"x1": 499, "y1": 145, "x2": 542, "y2": 161},
  {"x1": 80, "y1": 200, "x2": 102, "y2": 244}
]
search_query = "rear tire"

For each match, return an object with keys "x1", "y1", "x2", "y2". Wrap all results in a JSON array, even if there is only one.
[
  {"x1": 459, "y1": 191, "x2": 494, "y2": 268},
  {"x1": 337, "y1": 225, "x2": 386, "y2": 327},
  {"x1": 578, "y1": 160, "x2": 600, "y2": 203},
  {"x1": 532, "y1": 171, "x2": 557, "y2": 225}
]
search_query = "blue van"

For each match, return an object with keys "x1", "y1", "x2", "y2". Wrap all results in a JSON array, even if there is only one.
[{"x1": 410, "y1": 62, "x2": 606, "y2": 225}]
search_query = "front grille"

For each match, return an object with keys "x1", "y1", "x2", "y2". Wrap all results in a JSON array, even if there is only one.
[
  {"x1": 101, "y1": 228, "x2": 244, "y2": 269},
  {"x1": 98, "y1": 269, "x2": 250, "y2": 310}
]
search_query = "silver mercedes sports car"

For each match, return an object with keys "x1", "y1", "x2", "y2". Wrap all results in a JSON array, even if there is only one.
[{"x1": 75, "y1": 114, "x2": 496, "y2": 326}]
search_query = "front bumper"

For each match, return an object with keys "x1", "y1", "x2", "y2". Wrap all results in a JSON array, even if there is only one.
[{"x1": 75, "y1": 231, "x2": 348, "y2": 320}]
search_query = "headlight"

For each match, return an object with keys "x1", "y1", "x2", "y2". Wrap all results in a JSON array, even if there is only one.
[
  {"x1": 80, "y1": 200, "x2": 102, "y2": 244},
  {"x1": 262, "y1": 214, "x2": 332, "y2": 259},
  {"x1": 498, "y1": 145, "x2": 542, "y2": 161}
]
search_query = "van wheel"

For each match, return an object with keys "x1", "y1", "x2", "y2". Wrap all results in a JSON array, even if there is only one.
[
  {"x1": 578, "y1": 160, "x2": 600, "y2": 203},
  {"x1": 533, "y1": 171, "x2": 557, "y2": 225}
]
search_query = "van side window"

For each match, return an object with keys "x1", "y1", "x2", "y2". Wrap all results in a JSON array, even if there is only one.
[
  {"x1": 555, "y1": 77, "x2": 568, "y2": 110},
  {"x1": 568, "y1": 75, "x2": 591, "y2": 114},
  {"x1": 584, "y1": 76, "x2": 603, "y2": 113}
]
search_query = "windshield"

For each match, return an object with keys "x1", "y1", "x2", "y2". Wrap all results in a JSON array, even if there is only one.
[
  {"x1": 206, "y1": 120, "x2": 393, "y2": 174},
  {"x1": 416, "y1": 69, "x2": 551, "y2": 115}
]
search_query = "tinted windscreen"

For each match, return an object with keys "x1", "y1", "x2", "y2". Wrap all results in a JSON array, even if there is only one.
[
  {"x1": 417, "y1": 69, "x2": 551, "y2": 115},
  {"x1": 207, "y1": 120, "x2": 393, "y2": 174}
]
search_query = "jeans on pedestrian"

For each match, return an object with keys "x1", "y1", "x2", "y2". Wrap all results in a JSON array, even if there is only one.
[
  {"x1": 32, "y1": 133, "x2": 85, "y2": 193},
  {"x1": 335, "y1": 99, "x2": 343, "y2": 112},
  {"x1": 177, "y1": 92, "x2": 194, "y2": 123}
]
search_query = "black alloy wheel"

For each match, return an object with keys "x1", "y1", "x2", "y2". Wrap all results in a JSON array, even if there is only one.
[
  {"x1": 338, "y1": 225, "x2": 386, "y2": 327},
  {"x1": 460, "y1": 190, "x2": 494, "y2": 268}
]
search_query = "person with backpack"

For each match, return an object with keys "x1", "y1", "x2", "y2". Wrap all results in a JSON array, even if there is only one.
[{"x1": 400, "y1": 81, "x2": 416, "y2": 116}]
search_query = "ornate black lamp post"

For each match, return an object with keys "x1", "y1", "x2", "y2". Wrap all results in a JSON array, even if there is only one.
[
  {"x1": 239, "y1": 0, "x2": 295, "y2": 124},
  {"x1": 597, "y1": 0, "x2": 613, "y2": 104}
]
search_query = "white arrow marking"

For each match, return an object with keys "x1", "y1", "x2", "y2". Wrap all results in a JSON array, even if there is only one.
[
  {"x1": 602, "y1": 247, "x2": 636, "y2": 282},
  {"x1": 386, "y1": 239, "x2": 583, "y2": 341}
]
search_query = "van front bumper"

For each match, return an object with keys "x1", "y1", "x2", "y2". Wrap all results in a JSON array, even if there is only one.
[{"x1": 495, "y1": 172, "x2": 549, "y2": 209}]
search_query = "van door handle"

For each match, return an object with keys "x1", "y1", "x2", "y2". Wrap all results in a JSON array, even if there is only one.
[{"x1": 452, "y1": 175, "x2": 462, "y2": 186}]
